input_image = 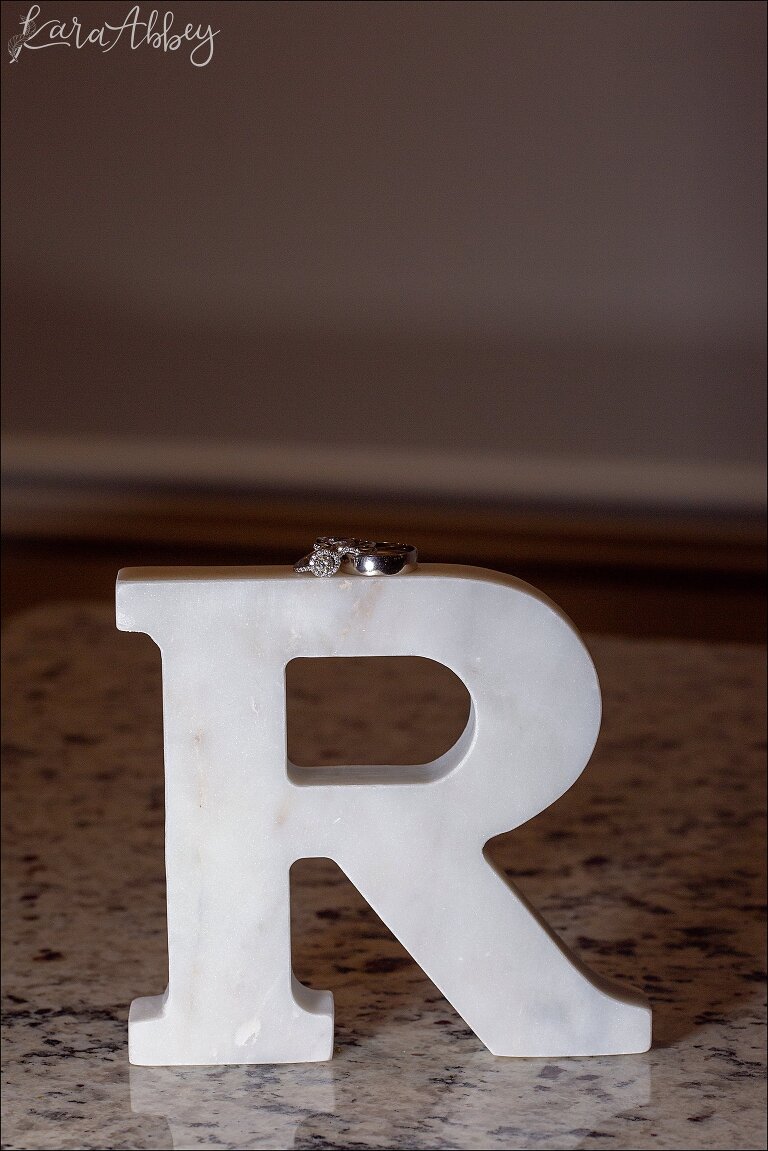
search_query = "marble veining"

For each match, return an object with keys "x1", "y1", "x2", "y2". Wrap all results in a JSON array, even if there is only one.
[{"x1": 2, "y1": 602, "x2": 766, "y2": 1150}]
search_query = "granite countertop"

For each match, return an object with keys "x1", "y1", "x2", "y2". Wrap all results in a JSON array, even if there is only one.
[{"x1": 2, "y1": 601, "x2": 766, "y2": 1151}]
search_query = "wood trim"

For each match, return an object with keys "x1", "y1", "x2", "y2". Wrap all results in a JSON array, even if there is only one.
[
  {"x1": 2, "y1": 483, "x2": 765, "y2": 576},
  {"x1": 3, "y1": 433, "x2": 765, "y2": 576},
  {"x1": 3, "y1": 432, "x2": 766, "y2": 513}
]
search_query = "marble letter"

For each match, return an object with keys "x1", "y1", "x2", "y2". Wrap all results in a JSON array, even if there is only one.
[{"x1": 117, "y1": 564, "x2": 651, "y2": 1064}]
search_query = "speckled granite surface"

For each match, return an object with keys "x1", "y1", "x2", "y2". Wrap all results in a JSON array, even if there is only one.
[{"x1": 2, "y1": 601, "x2": 766, "y2": 1151}]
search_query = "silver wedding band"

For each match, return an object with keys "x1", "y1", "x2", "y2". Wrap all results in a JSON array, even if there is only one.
[
  {"x1": 294, "y1": 537, "x2": 418, "y2": 578},
  {"x1": 343, "y1": 542, "x2": 418, "y2": 576}
]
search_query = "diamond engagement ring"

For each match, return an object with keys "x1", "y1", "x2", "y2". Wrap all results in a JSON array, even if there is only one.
[
  {"x1": 293, "y1": 537, "x2": 375, "y2": 578},
  {"x1": 294, "y1": 537, "x2": 418, "y2": 577}
]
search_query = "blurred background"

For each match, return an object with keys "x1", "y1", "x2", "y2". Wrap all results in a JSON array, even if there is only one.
[{"x1": 2, "y1": 0, "x2": 765, "y2": 639}]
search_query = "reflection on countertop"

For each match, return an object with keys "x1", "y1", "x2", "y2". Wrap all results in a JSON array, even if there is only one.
[{"x1": 2, "y1": 603, "x2": 765, "y2": 1150}]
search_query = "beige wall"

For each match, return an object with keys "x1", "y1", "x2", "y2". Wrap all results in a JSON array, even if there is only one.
[{"x1": 1, "y1": 1, "x2": 765, "y2": 507}]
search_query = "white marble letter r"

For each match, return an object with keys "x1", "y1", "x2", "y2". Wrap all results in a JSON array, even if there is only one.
[{"x1": 117, "y1": 564, "x2": 651, "y2": 1065}]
